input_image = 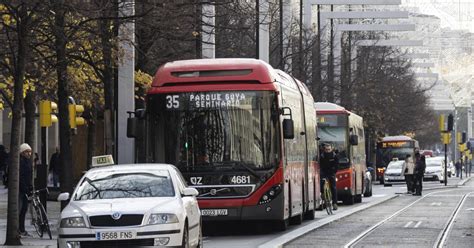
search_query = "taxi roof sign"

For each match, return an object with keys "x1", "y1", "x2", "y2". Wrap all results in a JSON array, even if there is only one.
[{"x1": 91, "y1": 155, "x2": 114, "y2": 167}]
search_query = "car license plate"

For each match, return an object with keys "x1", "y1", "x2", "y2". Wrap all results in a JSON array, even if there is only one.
[
  {"x1": 96, "y1": 231, "x2": 136, "y2": 240},
  {"x1": 201, "y1": 209, "x2": 228, "y2": 216}
]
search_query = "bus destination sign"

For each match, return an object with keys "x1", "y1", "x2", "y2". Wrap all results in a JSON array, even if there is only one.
[
  {"x1": 381, "y1": 141, "x2": 411, "y2": 148},
  {"x1": 164, "y1": 92, "x2": 258, "y2": 110}
]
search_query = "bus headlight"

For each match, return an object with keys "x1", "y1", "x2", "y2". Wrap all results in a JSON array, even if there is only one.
[{"x1": 259, "y1": 184, "x2": 282, "y2": 205}]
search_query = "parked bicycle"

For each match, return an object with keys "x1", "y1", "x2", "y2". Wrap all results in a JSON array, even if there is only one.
[
  {"x1": 28, "y1": 188, "x2": 52, "y2": 239},
  {"x1": 321, "y1": 178, "x2": 334, "y2": 215}
]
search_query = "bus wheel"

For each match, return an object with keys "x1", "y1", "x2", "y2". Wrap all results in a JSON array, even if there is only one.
[
  {"x1": 343, "y1": 195, "x2": 354, "y2": 205},
  {"x1": 304, "y1": 208, "x2": 315, "y2": 220},
  {"x1": 290, "y1": 213, "x2": 303, "y2": 225},
  {"x1": 274, "y1": 219, "x2": 289, "y2": 231},
  {"x1": 354, "y1": 194, "x2": 362, "y2": 203}
]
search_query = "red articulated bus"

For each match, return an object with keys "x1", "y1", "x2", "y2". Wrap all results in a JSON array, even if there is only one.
[
  {"x1": 129, "y1": 59, "x2": 319, "y2": 230},
  {"x1": 315, "y1": 102, "x2": 368, "y2": 205}
]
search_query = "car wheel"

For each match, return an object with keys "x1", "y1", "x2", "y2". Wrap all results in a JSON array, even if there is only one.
[
  {"x1": 196, "y1": 222, "x2": 203, "y2": 248},
  {"x1": 181, "y1": 223, "x2": 189, "y2": 248}
]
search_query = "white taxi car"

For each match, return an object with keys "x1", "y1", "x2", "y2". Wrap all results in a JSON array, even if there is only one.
[{"x1": 57, "y1": 162, "x2": 201, "y2": 248}]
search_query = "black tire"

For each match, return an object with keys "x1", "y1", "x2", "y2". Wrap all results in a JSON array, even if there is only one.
[
  {"x1": 290, "y1": 213, "x2": 303, "y2": 225},
  {"x1": 304, "y1": 208, "x2": 315, "y2": 220},
  {"x1": 354, "y1": 194, "x2": 362, "y2": 203},
  {"x1": 343, "y1": 194, "x2": 354, "y2": 205},
  {"x1": 31, "y1": 204, "x2": 44, "y2": 237},
  {"x1": 181, "y1": 223, "x2": 189, "y2": 248},
  {"x1": 196, "y1": 220, "x2": 203, "y2": 248},
  {"x1": 39, "y1": 204, "x2": 52, "y2": 240},
  {"x1": 274, "y1": 219, "x2": 289, "y2": 231}
]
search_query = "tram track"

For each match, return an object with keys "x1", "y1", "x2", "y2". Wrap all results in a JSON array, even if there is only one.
[
  {"x1": 343, "y1": 189, "x2": 464, "y2": 248},
  {"x1": 434, "y1": 192, "x2": 472, "y2": 248}
]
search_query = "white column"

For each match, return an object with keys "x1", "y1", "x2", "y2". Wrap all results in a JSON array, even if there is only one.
[
  {"x1": 259, "y1": 0, "x2": 270, "y2": 62},
  {"x1": 201, "y1": 1, "x2": 215, "y2": 59},
  {"x1": 117, "y1": 0, "x2": 135, "y2": 164}
]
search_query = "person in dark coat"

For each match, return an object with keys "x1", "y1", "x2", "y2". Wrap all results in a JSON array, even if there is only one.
[
  {"x1": 18, "y1": 143, "x2": 33, "y2": 237},
  {"x1": 455, "y1": 160, "x2": 461, "y2": 177},
  {"x1": 49, "y1": 147, "x2": 60, "y2": 187},
  {"x1": 320, "y1": 143, "x2": 339, "y2": 210},
  {"x1": 413, "y1": 153, "x2": 426, "y2": 196},
  {"x1": 0, "y1": 145, "x2": 9, "y2": 188}
]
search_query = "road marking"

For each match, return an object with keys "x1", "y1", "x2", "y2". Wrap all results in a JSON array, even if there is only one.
[
  {"x1": 430, "y1": 202, "x2": 442, "y2": 206},
  {"x1": 414, "y1": 221, "x2": 422, "y2": 228},
  {"x1": 371, "y1": 194, "x2": 387, "y2": 198},
  {"x1": 404, "y1": 221, "x2": 413, "y2": 228},
  {"x1": 466, "y1": 208, "x2": 474, "y2": 211}
]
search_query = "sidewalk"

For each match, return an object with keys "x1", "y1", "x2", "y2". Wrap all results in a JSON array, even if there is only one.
[{"x1": 0, "y1": 187, "x2": 59, "y2": 247}]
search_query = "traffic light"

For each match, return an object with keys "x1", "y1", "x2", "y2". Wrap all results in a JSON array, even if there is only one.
[
  {"x1": 39, "y1": 100, "x2": 58, "y2": 127},
  {"x1": 447, "y1": 114, "x2": 454, "y2": 131},
  {"x1": 68, "y1": 103, "x2": 86, "y2": 129},
  {"x1": 457, "y1": 132, "x2": 462, "y2": 144},
  {"x1": 439, "y1": 114, "x2": 445, "y2": 131},
  {"x1": 461, "y1": 132, "x2": 466, "y2": 143}
]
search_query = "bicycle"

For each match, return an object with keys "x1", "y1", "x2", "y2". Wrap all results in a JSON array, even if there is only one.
[
  {"x1": 321, "y1": 178, "x2": 334, "y2": 215},
  {"x1": 27, "y1": 188, "x2": 52, "y2": 239}
]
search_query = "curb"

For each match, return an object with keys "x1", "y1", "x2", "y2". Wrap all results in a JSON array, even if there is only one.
[{"x1": 258, "y1": 194, "x2": 399, "y2": 248}]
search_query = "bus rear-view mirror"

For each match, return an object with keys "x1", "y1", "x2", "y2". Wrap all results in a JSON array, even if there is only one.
[
  {"x1": 349, "y1": 134, "x2": 358, "y2": 146},
  {"x1": 127, "y1": 117, "x2": 138, "y2": 138},
  {"x1": 283, "y1": 119, "x2": 294, "y2": 139}
]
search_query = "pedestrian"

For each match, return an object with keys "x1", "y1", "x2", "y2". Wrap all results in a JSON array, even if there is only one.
[
  {"x1": 413, "y1": 153, "x2": 426, "y2": 196},
  {"x1": 49, "y1": 147, "x2": 60, "y2": 188},
  {"x1": 0, "y1": 145, "x2": 9, "y2": 188},
  {"x1": 320, "y1": 143, "x2": 339, "y2": 210},
  {"x1": 455, "y1": 160, "x2": 461, "y2": 177},
  {"x1": 404, "y1": 154, "x2": 415, "y2": 194},
  {"x1": 18, "y1": 143, "x2": 33, "y2": 237}
]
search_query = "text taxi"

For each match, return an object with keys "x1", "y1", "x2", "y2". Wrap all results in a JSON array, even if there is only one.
[{"x1": 57, "y1": 156, "x2": 202, "y2": 248}]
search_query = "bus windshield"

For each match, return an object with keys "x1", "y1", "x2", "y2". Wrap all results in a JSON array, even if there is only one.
[
  {"x1": 146, "y1": 91, "x2": 280, "y2": 172},
  {"x1": 377, "y1": 147, "x2": 413, "y2": 168}
]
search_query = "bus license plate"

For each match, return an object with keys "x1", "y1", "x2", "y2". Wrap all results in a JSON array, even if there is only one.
[
  {"x1": 201, "y1": 209, "x2": 228, "y2": 216},
  {"x1": 96, "y1": 231, "x2": 136, "y2": 240}
]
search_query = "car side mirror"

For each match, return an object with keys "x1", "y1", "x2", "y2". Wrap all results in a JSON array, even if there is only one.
[
  {"x1": 349, "y1": 134, "x2": 358, "y2": 146},
  {"x1": 57, "y1": 192, "x2": 70, "y2": 201},
  {"x1": 183, "y1": 188, "x2": 199, "y2": 197}
]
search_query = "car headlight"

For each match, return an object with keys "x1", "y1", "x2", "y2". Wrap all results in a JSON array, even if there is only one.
[
  {"x1": 148, "y1": 214, "x2": 179, "y2": 225},
  {"x1": 60, "y1": 217, "x2": 86, "y2": 228}
]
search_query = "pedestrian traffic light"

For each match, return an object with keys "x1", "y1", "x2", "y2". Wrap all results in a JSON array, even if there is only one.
[
  {"x1": 447, "y1": 114, "x2": 454, "y2": 131},
  {"x1": 39, "y1": 100, "x2": 58, "y2": 127},
  {"x1": 68, "y1": 103, "x2": 86, "y2": 129}
]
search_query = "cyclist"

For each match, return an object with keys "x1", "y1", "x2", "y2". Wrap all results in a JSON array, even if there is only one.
[
  {"x1": 19, "y1": 143, "x2": 33, "y2": 237},
  {"x1": 320, "y1": 143, "x2": 339, "y2": 210}
]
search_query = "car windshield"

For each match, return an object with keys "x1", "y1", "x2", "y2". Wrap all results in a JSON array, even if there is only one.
[
  {"x1": 74, "y1": 170, "x2": 174, "y2": 200},
  {"x1": 388, "y1": 162, "x2": 404, "y2": 169}
]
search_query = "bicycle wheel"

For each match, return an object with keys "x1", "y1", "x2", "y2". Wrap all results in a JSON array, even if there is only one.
[
  {"x1": 31, "y1": 203, "x2": 44, "y2": 237},
  {"x1": 39, "y1": 204, "x2": 52, "y2": 239},
  {"x1": 324, "y1": 183, "x2": 333, "y2": 215}
]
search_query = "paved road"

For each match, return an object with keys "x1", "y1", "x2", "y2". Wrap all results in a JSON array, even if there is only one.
[
  {"x1": 286, "y1": 178, "x2": 474, "y2": 248},
  {"x1": 203, "y1": 177, "x2": 468, "y2": 248},
  {"x1": 0, "y1": 176, "x2": 469, "y2": 247}
]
